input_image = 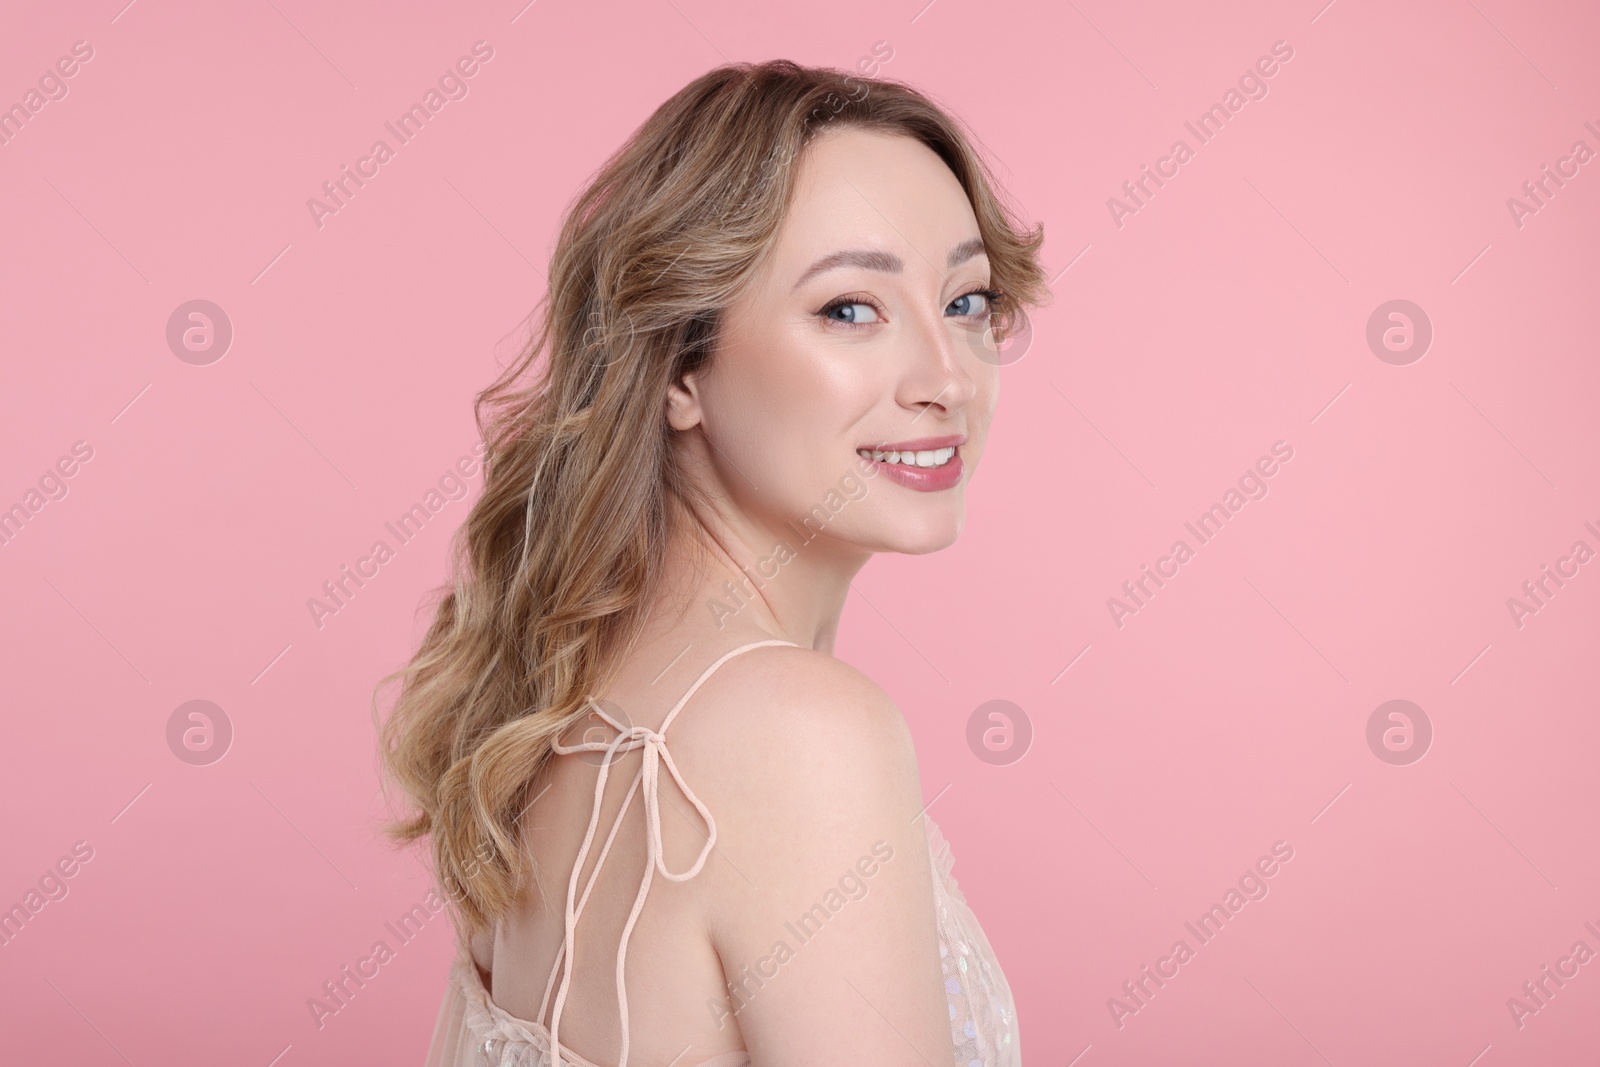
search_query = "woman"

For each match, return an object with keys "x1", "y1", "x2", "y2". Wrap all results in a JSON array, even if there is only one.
[{"x1": 376, "y1": 58, "x2": 1049, "y2": 1066}]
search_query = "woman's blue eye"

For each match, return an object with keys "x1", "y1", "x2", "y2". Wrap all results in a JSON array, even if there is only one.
[
  {"x1": 826, "y1": 301, "x2": 881, "y2": 324},
  {"x1": 949, "y1": 290, "x2": 992, "y2": 318}
]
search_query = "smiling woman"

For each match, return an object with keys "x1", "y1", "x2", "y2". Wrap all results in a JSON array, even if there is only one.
[{"x1": 373, "y1": 58, "x2": 1050, "y2": 1067}]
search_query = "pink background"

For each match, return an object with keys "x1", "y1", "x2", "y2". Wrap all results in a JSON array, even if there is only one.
[{"x1": 2, "y1": 0, "x2": 1597, "y2": 1063}]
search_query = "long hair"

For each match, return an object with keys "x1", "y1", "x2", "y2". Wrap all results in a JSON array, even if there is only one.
[{"x1": 372, "y1": 58, "x2": 1051, "y2": 946}]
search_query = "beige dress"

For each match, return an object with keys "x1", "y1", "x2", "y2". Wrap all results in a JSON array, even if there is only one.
[{"x1": 423, "y1": 639, "x2": 1020, "y2": 1066}]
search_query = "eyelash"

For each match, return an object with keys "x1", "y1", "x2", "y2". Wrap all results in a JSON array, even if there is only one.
[{"x1": 816, "y1": 286, "x2": 1005, "y2": 330}]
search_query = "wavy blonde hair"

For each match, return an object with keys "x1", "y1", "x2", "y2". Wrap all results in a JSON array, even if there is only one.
[{"x1": 373, "y1": 58, "x2": 1051, "y2": 946}]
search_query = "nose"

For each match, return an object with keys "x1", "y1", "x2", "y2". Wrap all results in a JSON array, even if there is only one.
[{"x1": 900, "y1": 303, "x2": 981, "y2": 417}]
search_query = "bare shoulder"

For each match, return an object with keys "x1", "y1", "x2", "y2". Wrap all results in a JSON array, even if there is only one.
[
  {"x1": 663, "y1": 639, "x2": 931, "y2": 914},
  {"x1": 667, "y1": 643, "x2": 922, "y2": 827},
  {"x1": 666, "y1": 643, "x2": 950, "y2": 1063}
]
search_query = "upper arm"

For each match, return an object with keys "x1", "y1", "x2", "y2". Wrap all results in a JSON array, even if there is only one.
[{"x1": 686, "y1": 650, "x2": 949, "y2": 1066}]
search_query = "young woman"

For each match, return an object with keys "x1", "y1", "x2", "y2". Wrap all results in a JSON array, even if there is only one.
[{"x1": 376, "y1": 58, "x2": 1048, "y2": 1067}]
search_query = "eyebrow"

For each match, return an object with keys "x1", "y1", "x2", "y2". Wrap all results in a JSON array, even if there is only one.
[{"x1": 791, "y1": 236, "x2": 987, "y2": 292}]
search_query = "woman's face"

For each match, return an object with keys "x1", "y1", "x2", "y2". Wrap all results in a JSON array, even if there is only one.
[{"x1": 670, "y1": 125, "x2": 1000, "y2": 558}]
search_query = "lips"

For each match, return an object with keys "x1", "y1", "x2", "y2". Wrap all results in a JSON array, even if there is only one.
[{"x1": 854, "y1": 434, "x2": 967, "y2": 491}]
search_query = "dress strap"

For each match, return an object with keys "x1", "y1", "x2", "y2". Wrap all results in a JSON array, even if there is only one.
[{"x1": 537, "y1": 637, "x2": 799, "y2": 1067}]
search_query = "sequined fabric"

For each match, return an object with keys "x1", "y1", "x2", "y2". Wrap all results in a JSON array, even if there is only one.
[{"x1": 923, "y1": 816, "x2": 1021, "y2": 1066}]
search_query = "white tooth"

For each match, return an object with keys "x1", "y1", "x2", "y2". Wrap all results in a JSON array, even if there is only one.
[
  {"x1": 915, "y1": 450, "x2": 935, "y2": 467},
  {"x1": 873, "y1": 451, "x2": 886, "y2": 461},
  {"x1": 886, "y1": 451, "x2": 900, "y2": 464}
]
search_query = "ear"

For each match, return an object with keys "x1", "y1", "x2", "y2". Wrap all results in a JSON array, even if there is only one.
[{"x1": 665, "y1": 367, "x2": 703, "y2": 432}]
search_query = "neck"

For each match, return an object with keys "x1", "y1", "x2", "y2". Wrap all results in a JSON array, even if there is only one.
[{"x1": 650, "y1": 493, "x2": 872, "y2": 657}]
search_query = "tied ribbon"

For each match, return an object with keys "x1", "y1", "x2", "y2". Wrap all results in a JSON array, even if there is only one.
[{"x1": 539, "y1": 700, "x2": 719, "y2": 1067}]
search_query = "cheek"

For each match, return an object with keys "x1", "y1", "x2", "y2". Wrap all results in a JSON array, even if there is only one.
[
  {"x1": 973, "y1": 363, "x2": 1000, "y2": 420},
  {"x1": 762, "y1": 326, "x2": 885, "y2": 431},
  {"x1": 705, "y1": 338, "x2": 844, "y2": 481},
  {"x1": 959, "y1": 366, "x2": 1001, "y2": 468},
  {"x1": 781, "y1": 362, "x2": 873, "y2": 481}
]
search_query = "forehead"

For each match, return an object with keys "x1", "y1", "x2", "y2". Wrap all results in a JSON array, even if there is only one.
[{"x1": 765, "y1": 126, "x2": 980, "y2": 279}]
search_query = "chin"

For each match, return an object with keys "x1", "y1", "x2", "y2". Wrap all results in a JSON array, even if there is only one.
[{"x1": 873, "y1": 511, "x2": 965, "y2": 554}]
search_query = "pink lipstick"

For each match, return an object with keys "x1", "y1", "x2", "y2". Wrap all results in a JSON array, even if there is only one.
[{"x1": 856, "y1": 434, "x2": 966, "y2": 492}]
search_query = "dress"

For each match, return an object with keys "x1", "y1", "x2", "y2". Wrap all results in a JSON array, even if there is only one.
[{"x1": 423, "y1": 639, "x2": 1020, "y2": 1066}]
